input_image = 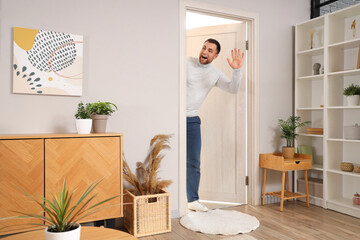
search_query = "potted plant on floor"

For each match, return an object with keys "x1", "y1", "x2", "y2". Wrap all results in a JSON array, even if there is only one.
[
  {"x1": 343, "y1": 83, "x2": 360, "y2": 106},
  {"x1": 89, "y1": 101, "x2": 118, "y2": 133},
  {"x1": 75, "y1": 101, "x2": 92, "y2": 134},
  {"x1": 0, "y1": 179, "x2": 119, "y2": 240},
  {"x1": 123, "y1": 134, "x2": 172, "y2": 237},
  {"x1": 278, "y1": 116, "x2": 310, "y2": 159}
]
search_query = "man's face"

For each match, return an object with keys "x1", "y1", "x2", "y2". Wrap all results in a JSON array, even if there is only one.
[{"x1": 198, "y1": 41, "x2": 218, "y2": 64}]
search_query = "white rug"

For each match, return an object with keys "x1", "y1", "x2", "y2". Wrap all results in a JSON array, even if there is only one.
[{"x1": 180, "y1": 209, "x2": 260, "y2": 235}]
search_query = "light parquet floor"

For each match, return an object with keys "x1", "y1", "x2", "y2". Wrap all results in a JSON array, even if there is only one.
[{"x1": 141, "y1": 201, "x2": 360, "y2": 240}]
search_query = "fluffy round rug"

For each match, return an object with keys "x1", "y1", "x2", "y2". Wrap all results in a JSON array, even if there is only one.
[{"x1": 180, "y1": 209, "x2": 260, "y2": 235}]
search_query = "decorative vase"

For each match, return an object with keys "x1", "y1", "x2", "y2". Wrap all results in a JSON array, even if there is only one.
[
  {"x1": 91, "y1": 115, "x2": 109, "y2": 133},
  {"x1": 45, "y1": 224, "x2": 81, "y2": 240},
  {"x1": 75, "y1": 119, "x2": 92, "y2": 134},
  {"x1": 346, "y1": 95, "x2": 359, "y2": 106},
  {"x1": 282, "y1": 146, "x2": 295, "y2": 159}
]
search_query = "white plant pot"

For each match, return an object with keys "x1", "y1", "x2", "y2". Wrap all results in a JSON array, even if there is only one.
[
  {"x1": 346, "y1": 95, "x2": 360, "y2": 106},
  {"x1": 75, "y1": 119, "x2": 92, "y2": 134},
  {"x1": 45, "y1": 224, "x2": 81, "y2": 240}
]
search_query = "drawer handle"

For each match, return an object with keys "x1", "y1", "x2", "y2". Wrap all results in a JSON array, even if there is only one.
[{"x1": 295, "y1": 161, "x2": 300, "y2": 164}]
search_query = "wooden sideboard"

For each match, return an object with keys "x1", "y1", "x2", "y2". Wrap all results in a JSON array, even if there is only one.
[{"x1": 0, "y1": 133, "x2": 123, "y2": 235}]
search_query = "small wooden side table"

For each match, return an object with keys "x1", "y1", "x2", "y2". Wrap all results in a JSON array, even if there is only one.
[
  {"x1": 1, "y1": 226, "x2": 138, "y2": 240},
  {"x1": 260, "y1": 153, "x2": 312, "y2": 211}
]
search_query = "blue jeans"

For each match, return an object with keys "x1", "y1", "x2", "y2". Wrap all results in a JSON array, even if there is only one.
[{"x1": 187, "y1": 116, "x2": 201, "y2": 203}]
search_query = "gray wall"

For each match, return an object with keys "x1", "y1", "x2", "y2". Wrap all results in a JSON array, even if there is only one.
[{"x1": 0, "y1": 0, "x2": 310, "y2": 214}]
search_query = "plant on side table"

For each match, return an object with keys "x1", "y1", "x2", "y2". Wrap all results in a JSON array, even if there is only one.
[
  {"x1": 88, "y1": 101, "x2": 118, "y2": 133},
  {"x1": 278, "y1": 116, "x2": 310, "y2": 159},
  {"x1": 343, "y1": 83, "x2": 360, "y2": 106},
  {"x1": 75, "y1": 101, "x2": 92, "y2": 134},
  {"x1": 123, "y1": 134, "x2": 172, "y2": 237},
  {"x1": 0, "y1": 179, "x2": 119, "y2": 240}
]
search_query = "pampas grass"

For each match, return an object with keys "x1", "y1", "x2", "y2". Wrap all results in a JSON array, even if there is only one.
[{"x1": 123, "y1": 134, "x2": 173, "y2": 195}]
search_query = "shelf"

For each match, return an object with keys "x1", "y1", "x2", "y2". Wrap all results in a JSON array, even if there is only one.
[
  {"x1": 297, "y1": 47, "x2": 324, "y2": 56},
  {"x1": 296, "y1": 15, "x2": 324, "y2": 29},
  {"x1": 327, "y1": 105, "x2": 360, "y2": 110},
  {"x1": 297, "y1": 74, "x2": 324, "y2": 81},
  {"x1": 298, "y1": 133, "x2": 323, "y2": 138},
  {"x1": 328, "y1": 68, "x2": 360, "y2": 77},
  {"x1": 327, "y1": 168, "x2": 360, "y2": 178},
  {"x1": 312, "y1": 164, "x2": 323, "y2": 171},
  {"x1": 328, "y1": 38, "x2": 360, "y2": 50},
  {"x1": 327, "y1": 197, "x2": 360, "y2": 211},
  {"x1": 296, "y1": 107, "x2": 323, "y2": 111},
  {"x1": 266, "y1": 190, "x2": 307, "y2": 200},
  {"x1": 328, "y1": 138, "x2": 360, "y2": 143}
]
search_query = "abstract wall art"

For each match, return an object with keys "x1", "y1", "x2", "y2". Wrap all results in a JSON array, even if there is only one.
[{"x1": 13, "y1": 27, "x2": 83, "y2": 96}]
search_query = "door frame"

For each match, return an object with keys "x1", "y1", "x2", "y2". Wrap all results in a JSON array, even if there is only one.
[{"x1": 179, "y1": 0, "x2": 260, "y2": 216}]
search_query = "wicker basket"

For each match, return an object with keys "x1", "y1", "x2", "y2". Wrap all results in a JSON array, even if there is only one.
[
  {"x1": 354, "y1": 165, "x2": 360, "y2": 173},
  {"x1": 123, "y1": 189, "x2": 171, "y2": 237},
  {"x1": 340, "y1": 162, "x2": 354, "y2": 172}
]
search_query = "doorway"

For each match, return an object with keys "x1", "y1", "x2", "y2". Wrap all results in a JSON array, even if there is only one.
[
  {"x1": 186, "y1": 12, "x2": 248, "y2": 206},
  {"x1": 179, "y1": 0, "x2": 259, "y2": 216}
]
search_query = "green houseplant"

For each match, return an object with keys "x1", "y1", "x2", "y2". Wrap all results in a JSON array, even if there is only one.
[
  {"x1": 0, "y1": 179, "x2": 119, "y2": 240},
  {"x1": 343, "y1": 84, "x2": 360, "y2": 106},
  {"x1": 74, "y1": 102, "x2": 92, "y2": 134},
  {"x1": 278, "y1": 116, "x2": 310, "y2": 159},
  {"x1": 88, "y1": 101, "x2": 118, "y2": 133}
]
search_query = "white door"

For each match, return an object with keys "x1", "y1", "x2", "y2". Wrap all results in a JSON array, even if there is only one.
[{"x1": 187, "y1": 23, "x2": 248, "y2": 203}]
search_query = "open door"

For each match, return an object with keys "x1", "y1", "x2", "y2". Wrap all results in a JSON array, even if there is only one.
[{"x1": 186, "y1": 22, "x2": 248, "y2": 204}]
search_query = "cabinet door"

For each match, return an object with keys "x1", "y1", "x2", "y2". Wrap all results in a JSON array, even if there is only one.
[
  {"x1": 45, "y1": 136, "x2": 122, "y2": 222},
  {"x1": 0, "y1": 139, "x2": 44, "y2": 234}
]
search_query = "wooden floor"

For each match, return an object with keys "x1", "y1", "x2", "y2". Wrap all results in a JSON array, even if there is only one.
[{"x1": 141, "y1": 201, "x2": 360, "y2": 240}]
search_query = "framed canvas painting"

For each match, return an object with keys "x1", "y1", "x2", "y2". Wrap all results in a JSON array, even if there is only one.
[{"x1": 13, "y1": 27, "x2": 83, "y2": 96}]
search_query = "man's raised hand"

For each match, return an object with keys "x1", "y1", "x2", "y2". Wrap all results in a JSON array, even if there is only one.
[{"x1": 227, "y1": 48, "x2": 244, "y2": 69}]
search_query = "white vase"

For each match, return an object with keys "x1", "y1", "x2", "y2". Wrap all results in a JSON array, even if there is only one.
[
  {"x1": 75, "y1": 119, "x2": 92, "y2": 134},
  {"x1": 346, "y1": 95, "x2": 360, "y2": 106},
  {"x1": 45, "y1": 224, "x2": 81, "y2": 240}
]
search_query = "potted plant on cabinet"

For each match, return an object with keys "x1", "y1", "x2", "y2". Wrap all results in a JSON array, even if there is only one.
[
  {"x1": 0, "y1": 179, "x2": 119, "y2": 240},
  {"x1": 123, "y1": 134, "x2": 172, "y2": 237},
  {"x1": 74, "y1": 102, "x2": 92, "y2": 134},
  {"x1": 88, "y1": 101, "x2": 118, "y2": 133},
  {"x1": 343, "y1": 83, "x2": 360, "y2": 106},
  {"x1": 278, "y1": 116, "x2": 310, "y2": 159}
]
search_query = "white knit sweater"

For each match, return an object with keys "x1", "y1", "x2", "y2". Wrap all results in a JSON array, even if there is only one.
[{"x1": 186, "y1": 56, "x2": 242, "y2": 117}]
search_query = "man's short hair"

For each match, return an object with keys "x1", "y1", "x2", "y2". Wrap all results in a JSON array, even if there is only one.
[{"x1": 204, "y1": 38, "x2": 221, "y2": 54}]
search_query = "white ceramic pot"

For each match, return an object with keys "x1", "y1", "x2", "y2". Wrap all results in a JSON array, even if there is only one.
[
  {"x1": 45, "y1": 224, "x2": 81, "y2": 240},
  {"x1": 75, "y1": 119, "x2": 92, "y2": 134},
  {"x1": 346, "y1": 95, "x2": 360, "y2": 106}
]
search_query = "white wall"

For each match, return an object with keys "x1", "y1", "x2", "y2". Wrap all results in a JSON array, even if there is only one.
[{"x1": 0, "y1": 0, "x2": 310, "y2": 214}]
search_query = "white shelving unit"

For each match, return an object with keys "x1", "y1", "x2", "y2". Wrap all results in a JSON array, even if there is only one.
[{"x1": 295, "y1": 3, "x2": 360, "y2": 218}]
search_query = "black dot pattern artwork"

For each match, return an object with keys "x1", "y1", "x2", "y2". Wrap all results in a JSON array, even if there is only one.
[{"x1": 27, "y1": 30, "x2": 77, "y2": 72}]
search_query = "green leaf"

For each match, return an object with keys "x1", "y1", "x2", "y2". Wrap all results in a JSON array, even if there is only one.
[
  {"x1": 13, "y1": 64, "x2": 17, "y2": 70},
  {"x1": 36, "y1": 84, "x2": 42, "y2": 87},
  {"x1": 37, "y1": 91, "x2": 43, "y2": 94},
  {"x1": 22, "y1": 74, "x2": 27, "y2": 78},
  {"x1": 22, "y1": 66, "x2": 27, "y2": 72},
  {"x1": 29, "y1": 72, "x2": 35, "y2": 76},
  {"x1": 16, "y1": 71, "x2": 20, "y2": 76},
  {"x1": 278, "y1": 116, "x2": 311, "y2": 147},
  {"x1": 27, "y1": 78, "x2": 32, "y2": 82},
  {"x1": 34, "y1": 78, "x2": 40, "y2": 82}
]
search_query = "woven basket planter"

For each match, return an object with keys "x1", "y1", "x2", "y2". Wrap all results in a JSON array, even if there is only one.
[
  {"x1": 123, "y1": 189, "x2": 171, "y2": 237},
  {"x1": 340, "y1": 162, "x2": 354, "y2": 172}
]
